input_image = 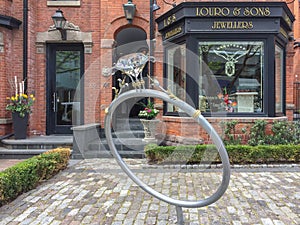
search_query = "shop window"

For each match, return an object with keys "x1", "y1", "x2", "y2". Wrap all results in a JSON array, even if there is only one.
[
  {"x1": 47, "y1": 1, "x2": 80, "y2": 7},
  {"x1": 198, "y1": 41, "x2": 264, "y2": 114},
  {"x1": 166, "y1": 44, "x2": 186, "y2": 113},
  {"x1": 275, "y1": 45, "x2": 284, "y2": 114}
]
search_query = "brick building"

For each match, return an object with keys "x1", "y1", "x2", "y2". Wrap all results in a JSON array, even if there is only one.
[{"x1": 0, "y1": 0, "x2": 299, "y2": 143}]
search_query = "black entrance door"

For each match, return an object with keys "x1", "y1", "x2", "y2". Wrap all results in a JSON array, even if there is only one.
[{"x1": 46, "y1": 44, "x2": 84, "y2": 135}]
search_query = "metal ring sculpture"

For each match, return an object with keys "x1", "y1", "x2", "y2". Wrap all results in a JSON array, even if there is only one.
[
  {"x1": 105, "y1": 89, "x2": 230, "y2": 208},
  {"x1": 104, "y1": 53, "x2": 231, "y2": 223}
]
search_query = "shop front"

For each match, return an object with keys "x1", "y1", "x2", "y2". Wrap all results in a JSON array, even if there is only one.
[{"x1": 155, "y1": 2, "x2": 294, "y2": 143}]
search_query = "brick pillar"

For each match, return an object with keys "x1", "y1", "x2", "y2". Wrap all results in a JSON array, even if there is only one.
[{"x1": 286, "y1": 41, "x2": 296, "y2": 120}]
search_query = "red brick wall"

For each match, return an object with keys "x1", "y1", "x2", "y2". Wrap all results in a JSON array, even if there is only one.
[
  {"x1": 0, "y1": 0, "x2": 13, "y2": 15},
  {"x1": 0, "y1": 0, "x2": 23, "y2": 136},
  {"x1": 27, "y1": 1, "x2": 105, "y2": 134},
  {"x1": 286, "y1": 42, "x2": 296, "y2": 120},
  {"x1": 292, "y1": 0, "x2": 300, "y2": 111},
  {"x1": 161, "y1": 116, "x2": 288, "y2": 145}
]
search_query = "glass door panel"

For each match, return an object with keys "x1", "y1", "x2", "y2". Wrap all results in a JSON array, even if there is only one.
[{"x1": 55, "y1": 50, "x2": 81, "y2": 126}]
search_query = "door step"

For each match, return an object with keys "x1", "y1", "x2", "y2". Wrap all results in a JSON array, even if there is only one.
[
  {"x1": 0, "y1": 148, "x2": 51, "y2": 159},
  {"x1": 1, "y1": 119, "x2": 148, "y2": 159},
  {"x1": 0, "y1": 135, "x2": 73, "y2": 159},
  {"x1": 1, "y1": 135, "x2": 73, "y2": 150}
]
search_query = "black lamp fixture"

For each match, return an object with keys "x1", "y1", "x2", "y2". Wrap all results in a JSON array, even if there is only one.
[
  {"x1": 123, "y1": 0, "x2": 136, "y2": 24},
  {"x1": 52, "y1": 9, "x2": 67, "y2": 40},
  {"x1": 149, "y1": 0, "x2": 176, "y2": 14},
  {"x1": 152, "y1": 0, "x2": 160, "y2": 11}
]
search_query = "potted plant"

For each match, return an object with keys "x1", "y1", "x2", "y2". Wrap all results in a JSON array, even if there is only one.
[
  {"x1": 6, "y1": 77, "x2": 35, "y2": 139},
  {"x1": 138, "y1": 98, "x2": 160, "y2": 143}
]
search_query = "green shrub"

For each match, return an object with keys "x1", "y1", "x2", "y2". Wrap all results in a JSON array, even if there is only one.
[
  {"x1": 145, "y1": 144, "x2": 300, "y2": 165},
  {"x1": 0, "y1": 147, "x2": 71, "y2": 206},
  {"x1": 226, "y1": 145, "x2": 253, "y2": 164},
  {"x1": 247, "y1": 120, "x2": 269, "y2": 145},
  {"x1": 247, "y1": 120, "x2": 300, "y2": 146},
  {"x1": 220, "y1": 120, "x2": 246, "y2": 145},
  {"x1": 294, "y1": 121, "x2": 300, "y2": 144}
]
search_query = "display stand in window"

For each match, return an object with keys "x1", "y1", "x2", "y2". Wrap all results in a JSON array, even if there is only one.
[{"x1": 233, "y1": 92, "x2": 258, "y2": 112}]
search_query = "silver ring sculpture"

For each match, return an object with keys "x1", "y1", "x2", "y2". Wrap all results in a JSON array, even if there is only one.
[{"x1": 104, "y1": 53, "x2": 231, "y2": 224}]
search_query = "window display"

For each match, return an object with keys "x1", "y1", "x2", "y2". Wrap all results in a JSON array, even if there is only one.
[
  {"x1": 166, "y1": 44, "x2": 186, "y2": 112},
  {"x1": 198, "y1": 41, "x2": 264, "y2": 113}
]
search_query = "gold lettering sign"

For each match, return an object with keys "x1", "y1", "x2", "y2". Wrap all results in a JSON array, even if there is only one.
[
  {"x1": 243, "y1": 7, "x2": 270, "y2": 16},
  {"x1": 165, "y1": 26, "x2": 182, "y2": 39},
  {"x1": 164, "y1": 14, "x2": 176, "y2": 27},
  {"x1": 280, "y1": 27, "x2": 288, "y2": 39},
  {"x1": 196, "y1": 7, "x2": 271, "y2": 17},
  {"x1": 283, "y1": 13, "x2": 292, "y2": 27},
  {"x1": 212, "y1": 21, "x2": 254, "y2": 29},
  {"x1": 196, "y1": 7, "x2": 230, "y2": 17}
]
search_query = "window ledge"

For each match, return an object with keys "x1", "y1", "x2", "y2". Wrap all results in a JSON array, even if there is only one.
[{"x1": 47, "y1": 1, "x2": 80, "y2": 7}]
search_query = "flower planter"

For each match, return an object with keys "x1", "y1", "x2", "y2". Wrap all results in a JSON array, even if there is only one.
[
  {"x1": 6, "y1": 77, "x2": 35, "y2": 139},
  {"x1": 140, "y1": 119, "x2": 160, "y2": 143},
  {"x1": 12, "y1": 113, "x2": 29, "y2": 139}
]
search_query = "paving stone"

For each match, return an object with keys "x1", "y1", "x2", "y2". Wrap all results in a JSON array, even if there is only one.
[{"x1": 0, "y1": 159, "x2": 299, "y2": 224}]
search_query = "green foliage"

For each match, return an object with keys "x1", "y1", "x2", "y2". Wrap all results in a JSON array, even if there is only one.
[
  {"x1": 145, "y1": 144, "x2": 218, "y2": 164},
  {"x1": 271, "y1": 121, "x2": 300, "y2": 145},
  {"x1": 220, "y1": 120, "x2": 246, "y2": 145},
  {"x1": 0, "y1": 148, "x2": 71, "y2": 206},
  {"x1": 144, "y1": 144, "x2": 300, "y2": 165},
  {"x1": 138, "y1": 98, "x2": 159, "y2": 120},
  {"x1": 247, "y1": 120, "x2": 269, "y2": 145},
  {"x1": 147, "y1": 120, "x2": 300, "y2": 164},
  {"x1": 248, "y1": 120, "x2": 300, "y2": 146}
]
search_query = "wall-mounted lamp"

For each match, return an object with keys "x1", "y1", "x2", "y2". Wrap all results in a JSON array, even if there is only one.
[
  {"x1": 152, "y1": 0, "x2": 176, "y2": 10},
  {"x1": 152, "y1": 0, "x2": 161, "y2": 11},
  {"x1": 52, "y1": 9, "x2": 67, "y2": 40},
  {"x1": 123, "y1": 0, "x2": 136, "y2": 24}
]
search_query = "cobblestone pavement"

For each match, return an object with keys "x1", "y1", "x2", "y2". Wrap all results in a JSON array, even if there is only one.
[{"x1": 0, "y1": 159, "x2": 299, "y2": 225}]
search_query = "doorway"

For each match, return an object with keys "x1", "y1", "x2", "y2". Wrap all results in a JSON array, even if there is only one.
[
  {"x1": 46, "y1": 44, "x2": 84, "y2": 134},
  {"x1": 113, "y1": 27, "x2": 149, "y2": 118}
]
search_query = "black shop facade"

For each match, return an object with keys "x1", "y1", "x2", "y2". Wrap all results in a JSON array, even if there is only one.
[{"x1": 156, "y1": 2, "x2": 294, "y2": 119}]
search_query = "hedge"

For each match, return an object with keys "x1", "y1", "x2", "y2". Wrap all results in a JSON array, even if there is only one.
[
  {"x1": 144, "y1": 144, "x2": 300, "y2": 164},
  {"x1": 0, "y1": 148, "x2": 71, "y2": 207}
]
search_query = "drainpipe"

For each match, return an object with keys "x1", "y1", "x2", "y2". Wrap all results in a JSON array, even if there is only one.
[
  {"x1": 149, "y1": 0, "x2": 154, "y2": 78},
  {"x1": 23, "y1": 0, "x2": 28, "y2": 92}
]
